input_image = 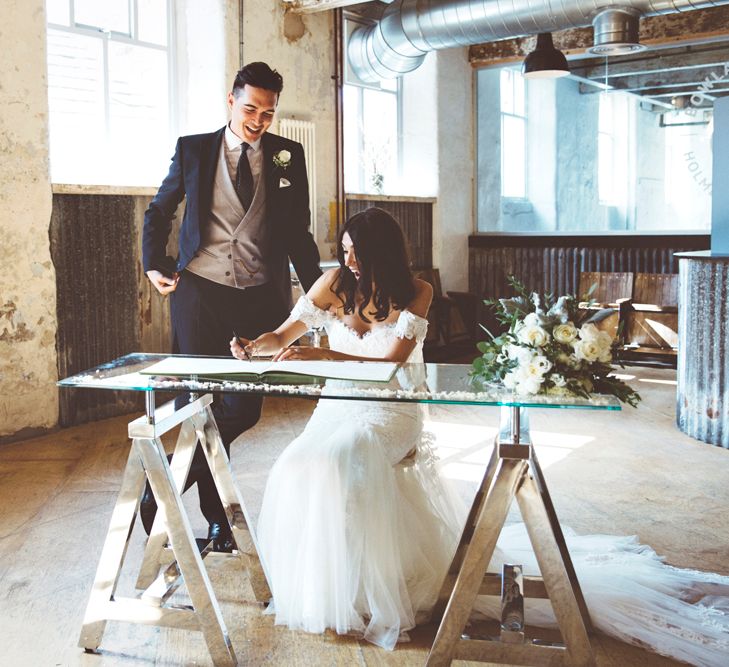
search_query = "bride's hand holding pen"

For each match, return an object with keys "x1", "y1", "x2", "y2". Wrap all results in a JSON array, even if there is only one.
[{"x1": 230, "y1": 331, "x2": 283, "y2": 360}]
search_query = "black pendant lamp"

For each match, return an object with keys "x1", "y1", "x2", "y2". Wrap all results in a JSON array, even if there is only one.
[{"x1": 522, "y1": 33, "x2": 570, "y2": 79}]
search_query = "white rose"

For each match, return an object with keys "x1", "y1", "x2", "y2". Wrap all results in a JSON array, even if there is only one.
[
  {"x1": 529, "y1": 355, "x2": 552, "y2": 376},
  {"x1": 503, "y1": 372, "x2": 518, "y2": 390},
  {"x1": 553, "y1": 322, "x2": 578, "y2": 344},
  {"x1": 574, "y1": 338, "x2": 601, "y2": 363},
  {"x1": 594, "y1": 331, "x2": 614, "y2": 363},
  {"x1": 516, "y1": 376, "x2": 543, "y2": 395},
  {"x1": 278, "y1": 150, "x2": 291, "y2": 162},
  {"x1": 579, "y1": 323, "x2": 600, "y2": 341},
  {"x1": 523, "y1": 312, "x2": 541, "y2": 327},
  {"x1": 507, "y1": 344, "x2": 533, "y2": 364},
  {"x1": 516, "y1": 324, "x2": 549, "y2": 348}
]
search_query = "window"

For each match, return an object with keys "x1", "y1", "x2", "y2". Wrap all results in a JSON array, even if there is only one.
[
  {"x1": 342, "y1": 17, "x2": 400, "y2": 195},
  {"x1": 46, "y1": 0, "x2": 173, "y2": 186},
  {"x1": 598, "y1": 92, "x2": 631, "y2": 207},
  {"x1": 500, "y1": 69, "x2": 527, "y2": 199}
]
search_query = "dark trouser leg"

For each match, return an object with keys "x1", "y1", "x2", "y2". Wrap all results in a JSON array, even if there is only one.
[{"x1": 168, "y1": 272, "x2": 288, "y2": 526}]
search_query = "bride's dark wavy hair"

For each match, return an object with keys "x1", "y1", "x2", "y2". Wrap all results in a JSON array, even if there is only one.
[{"x1": 333, "y1": 207, "x2": 415, "y2": 322}]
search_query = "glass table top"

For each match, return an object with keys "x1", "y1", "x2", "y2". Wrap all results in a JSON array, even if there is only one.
[{"x1": 58, "y1": 353, "x2": 622, "y2": 410}]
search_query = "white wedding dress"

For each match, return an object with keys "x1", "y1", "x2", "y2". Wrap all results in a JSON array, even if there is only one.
[{"x1": 256, "y1": 296, "x2": 729, "y2": 664}]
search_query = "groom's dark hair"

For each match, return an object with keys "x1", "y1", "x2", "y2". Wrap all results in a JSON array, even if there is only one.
[
  {"x1": 232, "y1": 62, "x2": 284, "y2": 96},
  {"x1": 334, "y1": 208, "x2": 416, "y2": 323}
]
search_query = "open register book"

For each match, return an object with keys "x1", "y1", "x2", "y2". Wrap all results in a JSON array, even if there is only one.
[{"x1": 140, "y1": 356, "x2": 398, "y2": 383}]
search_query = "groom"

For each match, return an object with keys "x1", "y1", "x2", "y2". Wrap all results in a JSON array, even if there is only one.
[{"x1": 142, "y1": 61, "x2": 322, "y2": 550}]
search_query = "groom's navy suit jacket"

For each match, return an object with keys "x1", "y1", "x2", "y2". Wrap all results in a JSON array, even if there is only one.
[{"x1": 142, "y1": 127, "x2": 322, "y2": 308}]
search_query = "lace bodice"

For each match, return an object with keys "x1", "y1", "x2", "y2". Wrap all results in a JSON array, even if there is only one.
[{"x1": 290, "y1": 296, "x2": 428, "y2": 363}]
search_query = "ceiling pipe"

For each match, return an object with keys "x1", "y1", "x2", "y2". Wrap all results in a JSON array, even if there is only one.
[{"x1": 349, "y1": 0, "x2": 729, "y2": 82}]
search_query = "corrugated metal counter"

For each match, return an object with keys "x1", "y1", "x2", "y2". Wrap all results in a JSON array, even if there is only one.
[{"x1": 676, "y1": 251, "x2": 729, "y2": 448}]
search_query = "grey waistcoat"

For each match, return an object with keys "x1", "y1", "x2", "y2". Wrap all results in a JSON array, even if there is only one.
[{"x1": 186, "y1": 141, "x2": 270, "y2": 288}]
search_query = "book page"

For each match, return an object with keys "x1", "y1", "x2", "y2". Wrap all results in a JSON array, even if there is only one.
[
  {"x1": 141, "y1": 357, "x2": 273, "y2": 377},
  {"x1": 141, "y1": 357, "x2": 397, "y2": 383}
]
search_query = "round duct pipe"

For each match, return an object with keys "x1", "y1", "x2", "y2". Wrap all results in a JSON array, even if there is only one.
[
  {"x1": 589, "y1": 8, "x2": 646, "y2": 55},
  {"x1": 347, "y1": 0, "x2": 727, "y2": 82}
]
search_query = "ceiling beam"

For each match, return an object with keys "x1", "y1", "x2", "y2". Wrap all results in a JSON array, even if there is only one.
[
  {"x1": 282, "y1": 0, "x2": 377, "y2": 13},
  {"x1": 469, "y1": 6, "x2": 729, "y2": 68}
]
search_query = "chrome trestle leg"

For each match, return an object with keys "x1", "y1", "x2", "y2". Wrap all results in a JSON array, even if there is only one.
[
  {"x1": 136, "y1": 418, "x2": 198, "y2": 591},
  {"x1": 77, "y1": 393, "x2": 263, "y2": 667},
  {"x1": 78, "y1": 445, "x2": 147, "y2": 651},
  {"x1": 426, "y1": 406, "x2": 595, "y2": 667},
  {"x1": 196, "y1": 405, "x2": 271, "y2": 601},
  {"x1": 134, "y1": 435, "x2": 236, "y2": 667}
]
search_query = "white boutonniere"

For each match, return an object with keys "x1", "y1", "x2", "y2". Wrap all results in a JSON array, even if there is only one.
[{"x1": 273, "y1": 149, "x2": 291, "y2": 169}]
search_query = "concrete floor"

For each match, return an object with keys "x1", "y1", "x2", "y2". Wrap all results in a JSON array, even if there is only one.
[{"x1": 0, "y1": 364, "x2": 727, "y2": 666}]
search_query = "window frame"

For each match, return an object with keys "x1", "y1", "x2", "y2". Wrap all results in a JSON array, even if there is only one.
[
  {"x1": 46, "y1": 0, "x2": 176, "y2": 186},
  {"x1": 341, "y1": 12, "x2": 402, "y2": 195}
]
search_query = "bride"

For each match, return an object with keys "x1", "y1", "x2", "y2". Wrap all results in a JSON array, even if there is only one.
[{"x1": 231, "y1": 207, "x2": 729, "y2": 665}]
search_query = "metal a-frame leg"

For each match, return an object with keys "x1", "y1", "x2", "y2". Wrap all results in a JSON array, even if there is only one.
[
  {"x1": 426, "y1": 407, "x2": 595, "y2": 667},
  {"x1": 78, "y1": 393, "x2": 250, "y2": 667},
  {"x1": 135, "y1": 399, "x2": 271, "y2": 603}
]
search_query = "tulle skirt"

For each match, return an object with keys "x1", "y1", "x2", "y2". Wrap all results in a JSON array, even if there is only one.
[
  {"x1": 257, "y1": 399, "x2": 729, "y2": 663},
  {"x1": 256, "y1": 399, "x2": 462, "y2": 650}
]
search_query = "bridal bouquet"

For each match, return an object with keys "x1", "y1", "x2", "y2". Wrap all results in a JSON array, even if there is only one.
[{"x1": 472, "y1": 278, "x2": 640, "y2": 406}]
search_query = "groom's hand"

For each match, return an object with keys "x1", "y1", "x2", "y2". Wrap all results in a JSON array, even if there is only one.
[{"x1": 146, "y1": 270, "x2": 179, "y2": 295}]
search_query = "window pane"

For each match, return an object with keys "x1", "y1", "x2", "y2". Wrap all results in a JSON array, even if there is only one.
[
  {"x1": 47, "y1": 27, "x2": 105, "y2": 183},
  {"x1": 362, "y1": 88, "x2": 397, "y2": 194},
  {"x1": 343, "y1": 84, "x2": 362, "y2": 193},
  {"x1": 513, "y1": 72, "x2": 525, "y2": 116},
  {"x1": 598, "y1": 133, "x2": 614, "y2": 203},
  {"x1": 138, "y1": 0, "x2": 168, "y2": 45},
  {"x1": 380, "y1": 77, "x2": 397, "y2": 93},
  {"x1": 75, "y1": 0, "x2": 130, "y2": 34},
  {"x1": 108, "y1": 41, "x2": 169, "y2": 185},
  {"x1": 46, "y1": 0, "x2": 70, "y2": 25},
  {"x1": 501, "y1": 115, "x2": 525, "y2": 197},
  {"x1": 500, "y1": 69, "x2": 513, "y2": 115}
]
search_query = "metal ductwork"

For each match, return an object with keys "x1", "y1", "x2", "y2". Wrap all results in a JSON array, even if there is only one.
[
  {"x1": 349, "y1": 0, "x2": 729, "y2": 82},
  {"x1": 590, "y1": 7, "x2": 644, "y2": 54}
]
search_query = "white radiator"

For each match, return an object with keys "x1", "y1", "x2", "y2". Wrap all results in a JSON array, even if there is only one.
[{"x1": 277, "y1": 118, "x2": 317, "y2": 240}]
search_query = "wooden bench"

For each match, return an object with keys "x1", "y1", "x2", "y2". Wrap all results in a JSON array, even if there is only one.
[
  {"x1": 577, "y1": 271, "x2": 634, "y2": 341},
  {"x1": 621, "y1": 273, "x2": 678, "y2": 362},
  {"x1": 577, "y1": 271, "x2": 678, "y2": 364}
]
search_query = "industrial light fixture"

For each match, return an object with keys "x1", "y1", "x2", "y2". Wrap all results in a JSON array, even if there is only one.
[{"x1": 522, "y1": 33, "x2": 570, "y2": 79}]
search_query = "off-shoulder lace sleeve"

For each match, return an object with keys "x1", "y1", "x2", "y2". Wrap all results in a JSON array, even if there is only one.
[
  {"x1": 290, "y1": 296, "x2": 331, "y2": 330},
  {"x1": 394, "y1": 310, "x2": 429, "y2": 344}
]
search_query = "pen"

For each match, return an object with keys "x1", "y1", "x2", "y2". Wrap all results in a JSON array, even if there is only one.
[{"x1": 232, "y1": 330, "x2": 252, "y2": 361}]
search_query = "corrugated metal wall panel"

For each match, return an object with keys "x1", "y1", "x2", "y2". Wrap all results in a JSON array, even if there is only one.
[
  {"x1": 50, "y1": 194, "x2": 143, "y2": 426},
  {"x1": 345, "y1": 198, "x2": 433, "y2": 269}
]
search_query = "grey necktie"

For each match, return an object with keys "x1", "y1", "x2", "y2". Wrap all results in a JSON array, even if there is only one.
[{"x1": 235, "y1": 142, "x2": 254, "y2": 211}]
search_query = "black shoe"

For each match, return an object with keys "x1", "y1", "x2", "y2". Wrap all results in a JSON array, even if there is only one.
[
  {"x1": 207, "y1": 521, "x2": 235, "y2": 553},
  {"x1": 140, "y1": 481, "x2": 158, "y2": 536}
]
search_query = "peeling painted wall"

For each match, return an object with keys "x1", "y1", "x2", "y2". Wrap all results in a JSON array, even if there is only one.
[
  {"x1": 242, "y1": 0, "x2": 337, "y2": 256},
  {"x1": 0, "y1": 1, "x2": 58, "y2": 437}
]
